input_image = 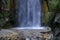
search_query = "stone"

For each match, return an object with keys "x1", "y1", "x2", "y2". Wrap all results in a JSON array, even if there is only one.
[
  {"x1": 0, "y1": 28, "x2": 53, "y2": 40},
  {"x1": 0, "y1": 29, "x2": 20, "y2": 40}
]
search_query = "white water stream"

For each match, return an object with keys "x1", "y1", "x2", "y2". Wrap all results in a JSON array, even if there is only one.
[{"x1": 16, "y1": 0, "x2": 42, "y2": 27}]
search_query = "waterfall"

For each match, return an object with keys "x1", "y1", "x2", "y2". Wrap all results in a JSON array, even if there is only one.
[{"x1": 15, "y1": 0, "x2": 42, "y2": 27}]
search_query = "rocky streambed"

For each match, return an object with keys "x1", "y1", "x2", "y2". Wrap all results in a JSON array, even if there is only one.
[
  {"x1": 0, "y1": 29, "x2": 21, "y2": 40},
  {"x1": 0, "y1": 28, "x2": 53, "y2": 40}
]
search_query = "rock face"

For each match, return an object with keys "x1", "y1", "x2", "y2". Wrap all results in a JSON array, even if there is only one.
[{"x1": 55, "y1": 13, "x2": 60, "y2": 23}]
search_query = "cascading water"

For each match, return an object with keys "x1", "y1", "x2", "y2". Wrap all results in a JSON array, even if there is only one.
[
  {"x1": 16, "y1": 0, "x2": 42, "y2": 27},
  {"x1": 13, "y1": 0, "x2": 51, "y2": 30},
  {"x1": 12, "y1": 0, "x2": 52, "y2": 40}
]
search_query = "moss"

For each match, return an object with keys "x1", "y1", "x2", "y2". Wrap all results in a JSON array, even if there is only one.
[
  {"x1": 48, "y1": 0, "x2": 59, "y2": 12},
  {"x1": 43, "y1": 12, "x2": 55, "y2": 26}
]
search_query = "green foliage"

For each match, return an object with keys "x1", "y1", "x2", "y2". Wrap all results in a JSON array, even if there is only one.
[
  {"x1": 48, "y1": 0, "x2": 59, "y2": 12},
  {"x1": 0, "y1": 0, "x2": 13, "y2": 29},
  {"x1": 0, "y1": 10, "x2": 12, "y2": 29},
  {"x1": 44, "y1": 0, "x2": 60, "y2": 26},
  {"x1": 44, "y1": 12, "x2": 55, "y2": 26}
]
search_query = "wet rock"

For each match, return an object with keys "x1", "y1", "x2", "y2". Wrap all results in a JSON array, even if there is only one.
[
  {"x1": 0, "y1": 29, "x2": 21, "y2": 40},
  {"x1": 0, "y1": 29, "x2": 53, "y2": 40},
  {"x1": 55, "y1": 13, "x2": 60, "y2": 23}
]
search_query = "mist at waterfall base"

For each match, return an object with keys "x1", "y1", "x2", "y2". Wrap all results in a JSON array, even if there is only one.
[{"x1": 14, "y1": 0, "x2": 44, "y2": 29}]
